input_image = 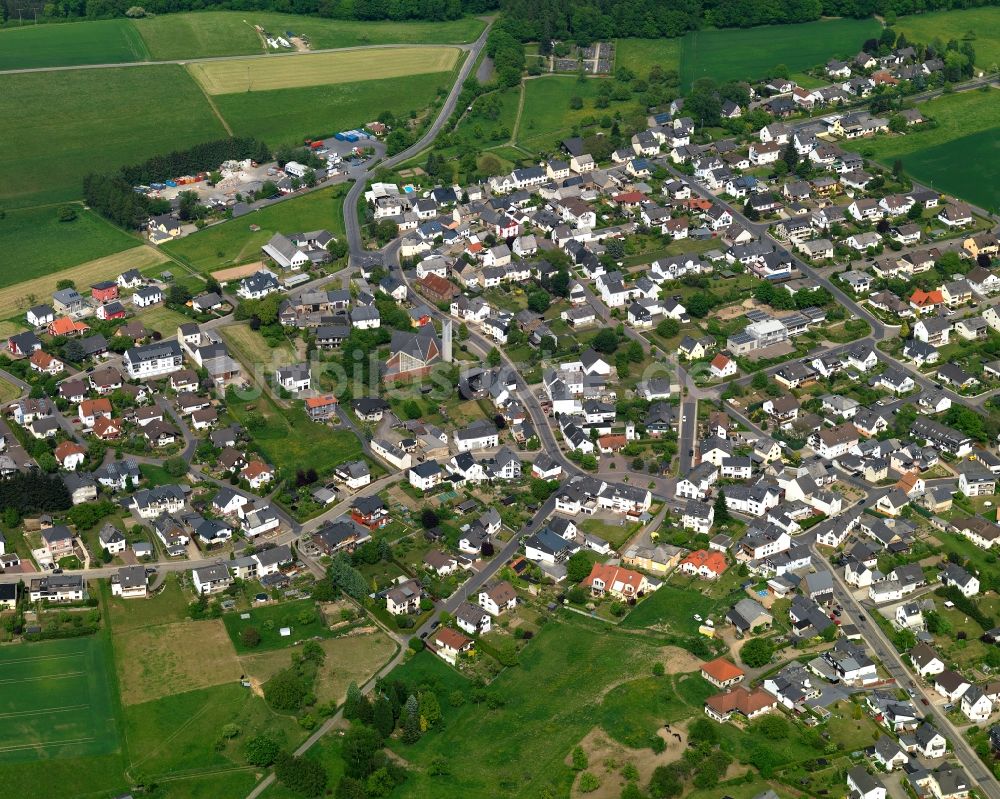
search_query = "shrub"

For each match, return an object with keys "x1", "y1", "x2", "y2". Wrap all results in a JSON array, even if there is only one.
[{"x1": 579, "y1": 772, "x2": 600, "y2": 793}]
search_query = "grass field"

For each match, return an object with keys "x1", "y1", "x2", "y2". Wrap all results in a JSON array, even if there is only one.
[
  {"x1": 239, "y1": 630, "x2": 396, "y2": 704},
  {"x1": 0, "y1": 19, "x2": 149, "y2": 70},
  {"x1": 133, "y1": 11, "x2": 485, "y2": 61},
  {"x1": 620, "y1": 584, "x2": 719, "y2": 634},
  {"x1": 384, "y1": 615, "x2": 702, "y2": 798},
  {"x1": 107, "y1": 574, "x2": 191, "y2": 632},
  {"x1": 0, "y1": 66, "x2": 226, "y2": 210},
  {"x1": 517, "y1": 75, "x2": 647, "y2": 152},
  {"x1": 115, "y1": 619, "x2": 243, "y2": 705},
  {"x1": 123, "y1": 682, "x2": 301, "y2": 787},
  {"x1": 614, "y1": 37, "x2": 683, "y2": 77},
  {"x1": 0, "y1": 246, "x2": 167, "y2": 320},
  {"x1": 599, "y1": 672, "x2": 715, "y2": 749},
  {"x1": 0, "y1": 206, "x2": 138, "y2": 290},
  {"x1": 895, "y1": 8, "x2": 1000, "y2": 69},
  {"x1": 163, "y1": 185, "x2": 346, "y2": 273},
  {"x1": 0, "y1": 637, "x2": 119, "y2": 762},
  {"x1": 189, "y1": 46, "x2": 459, "y2": 94},
  {"x1": 679, "y1": 18, "x2": 881, "y2": 88},
  {"x1": 841, "y1": 88, "x2": 1000, "y2": 210},
  {"x1": 214, "y1": 70, "x2": 453, "y2": 147},
  {"x1": 222, "y1": 599, "x2": 331, "y2": 653},
  {"x1": 221, "y1": 323, "x2": 297, "y2": 371},
  {"x1": 227, "y1": 389, "x2": 363, "y2": 475}
]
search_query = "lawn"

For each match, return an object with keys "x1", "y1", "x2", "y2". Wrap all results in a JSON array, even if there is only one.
[
  {"x1": 679, "y1": 18, "x2": 881, "y2": 88},
  {"x1": 0, "y1": 637, "x2": 119, "y2": 762},
  {"x1": 517, "y1": 75, "x2": 647, "y2": 153},
  {"x1": 314, "y1": 632, "x2": 396, "y2": 705},
  {"x1": 114, "y1": 619, "x2": 243, "y2": 705},
  {"x1": 226, "y1": 389, "x2": 363, "y2": 475},
  {"x1": 841, "y1": 88, "x2": 1000, "y2": 210},
  {"x1": 0, "y1": 66, "x2": 226, "y2": 210},
  {"x1": 0, "y1": 377, "x2": 23, "y2": 405},
  {"x1": 213, "y1": 71, "x2": 453, "y2": 148},
  {"x1": 189, "y1": 46, "x2": 459, "y2": 94},
  {"x1": 0, "y1": 205, "x2": 139, "y2": 290},
  {"x1": 137, "y1": 304, "x2": 193, "y2": 336},
  {"x1": 139, "y1": 462, "x2": 182, "y2": 487},
  {"x1": 133, "y1": 11, "x2": 485, "y2": 60},
  {"x1": 614, "y1": 37, "x2": 682, "y2": 77},
  {"x1": 0, "y1": 18, "x2": 149, "y2": 70},
  {"x1": 579, "y1": 517, "x2": 643, "y2": 549},
  {"x1": 164, "y1": 185, "x2": 346, "y2": 273},
  {"x1": 384, "y1": 614, "x2": 695, "y2": 798},
  {"x1": 222, "y1": 598, "x2": 332, "y2": 653},
  {"x1": 895, "y1": 8, "x2": 1000, "y2": 69}
]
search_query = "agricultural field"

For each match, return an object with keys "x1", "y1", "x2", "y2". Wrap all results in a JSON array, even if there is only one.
[
  {"x1": 188, "y1": 46, "x2": 460, "y2": 94},
  {"x1": 0, "y1": 19, "x2": 149, "y2": 70},
  {"x1": 163, "y1": 185, "x2": 347, "y2": 273},
  {"x1": 114, "y1": 619, "x2": 243, "y2": 705},
  {"x1": 679, "y1": 17, "x2": 881, "y2": 88},
  {"x1": 614, "y1": 37, "x2": 683, "y2": 77},
  {"x1": 226, "y1": 389, "x2": 363, "y2": 475},
  {"x1": 0, "y1": 637, "x2": 119, "y2": 763},
  {"x1": 0, "y1": 246, "x2": 167, "y2": 320},
  {"x1": 213, "y1": 70, "x2": 454, "y2": 147},
  {"x1": 0, "y1": 66, "x2": 226, "y2": 209},
  {"x1": 842, "y1": 88, "x2": 1000, "y2": 210},
  {"x1": 133, "y1": 11, "x2": 486, "y2": 61},
  {"x1": 894, "y1": 7, "x2": 1000, "y2": 69},
  {"x1": 0, "y1": 205, "x2": 138, "y2": 290}
]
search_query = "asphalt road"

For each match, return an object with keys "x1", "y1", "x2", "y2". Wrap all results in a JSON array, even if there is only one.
[
  {"x1": 344, "y1": 22, "x2": 493, "y2": 259},
  {"x1": 816, "y1": 544, "x2": 1000, "y2": 797}
]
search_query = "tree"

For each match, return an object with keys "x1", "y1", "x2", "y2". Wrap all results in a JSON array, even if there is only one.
[
  {"x1": 274, "y1": 752, "x2": 328, "y2": 797},
  {"x1": 566, "y1": 550, "x2": 594, "y2": 583},
  {"x1": 420, "y1": 508, "x2": 439, "y2": 529},
  {"x1": 244, "y1": 733, "x2": 280, "y2": 767},
  {"x1": 687, "y1": 718, "x2": 718, "y2": 746},
  {"x1": 740, "y1": 637, "x2": 774, "y2": 668},
  {"x1": 527, "y1": 291, "x2": 551, "y2": 313},
  {"x1": 373, "y1": 696, "x2": 395, "y2": 738},
  {"x1": 419, "y1": 691, "x2": 442, "y2": 727},
  {"x1": 714, "y1": 491, "x2": 731, "y2": 524},
  {"x1": 240, "y1": 627, "x2": 261, "y2": 648},
  {"x1": 486, "y1": 347, "x2": 502, "y2": 367},
  {"x1": 168, "y1": 284, "x2": 192, "y2": 306},
  {"x1": 163, "y1": 457, "x2": 188, "y2": 477},
  {"x1": 592, "y1": 328, "x2": 619, "y2": 354},
  {"x1": 655, "y1": 318, "x2": 679, "y2": 338},
  {"x1": 264, "y1": 669, "x2": 308, "y2": 711},
  {"x1": 342, "y1": 723, "x2": 384, "y2": 779},
  {"x1": 57, "y1": 205, "x2": 78, "y2": 222},
  {"x1": 402, "y1": 694, "x2": 421, "y2": 743},
  {"x1": 648, "y1": 765, "x2": 682, "y2": 798},
  {"x1": 751, "y1": 371, "x2": 769, "y2": 390}
]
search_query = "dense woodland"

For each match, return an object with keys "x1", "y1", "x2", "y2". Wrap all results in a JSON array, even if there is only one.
[{"x1": 3, "y1": 0, "x2": 998, "y2": 31}]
